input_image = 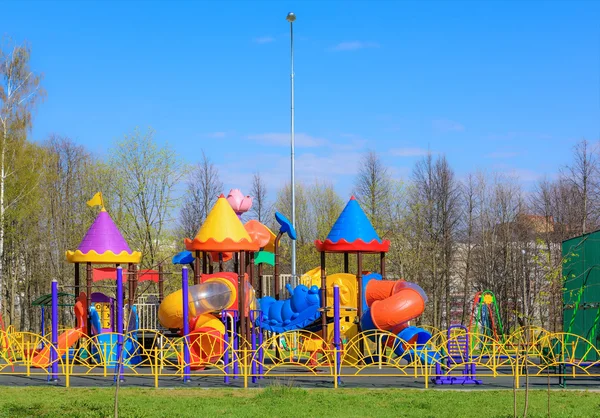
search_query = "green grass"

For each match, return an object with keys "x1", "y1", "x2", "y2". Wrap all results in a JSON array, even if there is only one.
[{"x1": 0, "y1": 386, "x2": 598, "y2": 417}]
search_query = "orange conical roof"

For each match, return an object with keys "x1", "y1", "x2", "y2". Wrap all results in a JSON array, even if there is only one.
[{"x1": 184, "y1": 195, "x2": 259, "y2": 252}]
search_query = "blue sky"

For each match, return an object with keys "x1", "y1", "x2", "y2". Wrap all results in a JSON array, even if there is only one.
[{"x1": 3, "y1": 0, "x2": 599, "y2": 198}]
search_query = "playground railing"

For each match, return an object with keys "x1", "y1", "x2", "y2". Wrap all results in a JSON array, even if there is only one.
[{"x1": 0, "y1": 327, "x2": 598, "y2": 388}]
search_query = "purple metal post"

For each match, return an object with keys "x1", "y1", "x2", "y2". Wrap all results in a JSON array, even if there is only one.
[
  {"x1": 41, "y1": 307, "x2": 45, "y2": 336},
  {"x1": 51, "y1": 279, "x2": 58, "y2": 381},
  {"x1": 249, "y1": 310, "x2": 264, "y2": 383},
  {"x1": 257, "y1": 311, "x2": 264, "y2": 379},
  {"x1": 221, "y1": 311, "x2": 230, "y2": 384},
  {"x1": 182, "y1": 267, "x2": 191, "y2": 382},
  {"x1": 232, "y1": 311, "x2": 239, "y2": 379},
  {"x1": 115, "y1": 267, "x2": 124, "y2": 382},
  {"x1": 221, "y1": 309, "x2": 239, "y2": 382},
  {"x1": 333, "y1": 285, "x2": 341, "y2": 385},
  {"x1": 250, "y1": 310, "x2": 257, "y2": 384},
  {"x1": 40, "y1": 307, "x2": 45, "y2": 349},
  {"x1": 434, "y1": 324, "x2": 481, "y2": 385}
]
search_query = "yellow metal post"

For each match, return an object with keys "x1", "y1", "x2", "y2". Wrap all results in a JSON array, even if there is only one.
[
  {"x1": 65, "y1": 345, "x2": 70, "y2": 388},
  {"x1": 571, "y1": 342, "x2": 576, "y2": 378},
  {"x1": 515, "y1": 352, "x2": 520, "y2": 389},
  {"x1": 183, "y1": 340, "x2": 188, "y2": 379},
  {"x1": 378, "y1": 333, "x2": 383, "y2": 370},
  {"x1": 334, "y1": 347, "x2": 338, "y2": 389},
  {"x1": 492, "y1": 342, "x2": 497, "y2": 378},
  {"x1": 413, "y1": 342, "x2": 418, "y2": 378},
  {"x1": 243, "y1": 348, "x2": 248, "y2": 389},
  {"x1": 424, "y1": 357, "x2": 429, "y2": 389},
  {"x1": 26, "y1": 348, "x2": 30, "y2": 377},
  {"x1": 154, "y1": 348, "x2": 159, "y2": 388},
  {"x1": 103, "y1": 341, "x2": 107, "y2": 377}
]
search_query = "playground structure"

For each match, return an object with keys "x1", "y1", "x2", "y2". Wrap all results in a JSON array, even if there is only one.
[
  {"x1": 0, "y1": 191, "x2": 598, "y2": 389},
  {"x1": 563, "y1": 231, "x2": 600, "y2": 361},
  {"x1": 469, "y1": 290, "x2": 504, "y2": 342},
  {"x1": 156, "y1": 193, "x2": 439, "y2": 374}
]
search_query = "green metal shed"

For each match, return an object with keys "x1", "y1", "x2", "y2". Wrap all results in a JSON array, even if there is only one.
[{"x1": 563, "y1": 231, "x2": 600, "y2": 361}]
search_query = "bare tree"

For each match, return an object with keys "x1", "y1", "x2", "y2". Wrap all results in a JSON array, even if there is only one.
[
  {"x1": 457, "y1": 173, "x2": 480, "y2": 324},
  {"x1": 435, "y1": 156, "x2": 461, "y2": 327},
  {"x1": 562, "y1": 139, "x2": 599, "y2": 235},
  {"x1": 354, "y1": 151, "x2": 391, "y2": 233},
  {"x1": 179, "y1": 150, "x2": 223, "y2": 240},
  {"x1": 43, "y1": 135, "x2": 95, "y2": 278},
  {"x1": 410, "y1": 154, "x2": 460, "y2": 327},
  {"x1": 382, "y1": 180, "x2": 414, "y2": 279},
  {"x1": 250, "y1": 171, "x2": 270, "y2": 223}
]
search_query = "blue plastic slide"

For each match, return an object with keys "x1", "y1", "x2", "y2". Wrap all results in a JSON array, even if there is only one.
[{"x1": 258, "y1": 283, "x2": 321, "y2": 333}]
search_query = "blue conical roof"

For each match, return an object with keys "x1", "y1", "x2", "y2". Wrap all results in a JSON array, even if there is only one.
[{"x1": 325, "y1": 197, "x2": 382, "y2": 243}]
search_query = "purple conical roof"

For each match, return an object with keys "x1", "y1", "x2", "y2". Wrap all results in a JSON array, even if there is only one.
[{"x1": 77, "y1": 210, "x2": 132, "y2": 254}]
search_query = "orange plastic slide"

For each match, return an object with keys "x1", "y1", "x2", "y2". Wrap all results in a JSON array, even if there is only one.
[
  {"x1": 184, "y1": 313, "x2": 226, "y2": 370},
  {"x1": 32, "y1": 292, "x2": 87, "y2": 368},
  {"x1": 365, "y1": 280, "x2": 426, "y2": 335}
]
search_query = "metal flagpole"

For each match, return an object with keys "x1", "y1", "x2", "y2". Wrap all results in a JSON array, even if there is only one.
[{"x1": 287, "y1": 12, "x2": 297, "y2": 286}]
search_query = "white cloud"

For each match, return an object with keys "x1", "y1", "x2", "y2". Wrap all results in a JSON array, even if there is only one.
[
  {"x1": 503, "y1": 168, "x2": 542, "y2": 182},
  {"x1": 433, "y1": 119, "x2": 465, "y2": 133},
  {"x1": 492, "y1": 163, "x2": 541, "y2": 182},
  {"x1": 485, "y1": 151, "x2": 519, "y2": 159},
  {"x1": 253, "y1": 36, "x2": 275, "y2": 44},
  {"x1": 216, "y1": 149, "x2": 362, "y2": 197},
  {"x1": 332, "y1": 41, "x2": 380, "y2": 51},
  {"x1": 205, "y1": 132, "x2": 227, "y2": 138},
  {"x1": 336, "y1": 137, "x2": 368, "y2": 151},
  {"x1": 247, "y1": 132, "x2": 326, "y2": 148},
  {"x1": 390, "y1": 147, "x2": 431, "y2": 157},
  {"x1": 485, "y1": 131, "x2": 552, "y2": 141}
]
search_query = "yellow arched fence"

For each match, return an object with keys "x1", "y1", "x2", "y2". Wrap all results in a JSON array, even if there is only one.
[{"x1": 0, "y1": 327, "x2": 597, "y2": 388}]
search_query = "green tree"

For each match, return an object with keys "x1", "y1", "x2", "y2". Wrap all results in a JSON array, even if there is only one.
[
  {"x1": 106, "y1": 128, "x2": 183, "y2": 267},
  {"x1": 309, "y1": 180, "x2": 344, "y2": 241},
  {"x1": 0, "y1": 40, "x2": 44, "y2": 314}
]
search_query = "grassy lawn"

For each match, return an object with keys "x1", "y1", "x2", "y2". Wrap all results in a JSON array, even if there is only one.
[{"x1": 0, "y1": 386, "x2": 598, "y2": 417}]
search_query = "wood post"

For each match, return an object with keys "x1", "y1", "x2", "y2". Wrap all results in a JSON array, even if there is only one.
[
  {"x1": 246, "y1": 251, "x2": 252, "y2": 343},
  {"x1": 249, "y1": 251, "x2": 255, "y2": 289},
  {"x1": 202, "y1": 252, "x2": 208, "y2": 274},
  {"x1": 273, "y1": 232, "x2": 283, "y2": 299},
  {"x1": 257, "y1": 263, "x2": 263, "y2": 299},
  {"x1": 238, "y1": 251, "x2": 246, "y2": 345},
  {"x1": 74, "y1": 263, "x2": 80, "y2": 328},
  {"x1": 86, "y1": 262, "x2": 92, "y2": 336},
  {"x1": 74, "y1": 263, "x2": 80, "y2": 295},
  {"x1": 320, "y1": 251, "x2": 327, "y2": 340},
  {"x1": 127, "y1": 263, "x2": 134, "y2": 308},
  {"x1": 158, "y1": 263, "x2": 164, "y2": 303},
  {"x1": 380, "y1": 252, "x2": 386, "y2": 280},
  {"x1": 194, "y1": 251, "x2": 201, "y2": 285},
  {"x1": 357, "y1": 252, "x2": 363, "y2": 319}
]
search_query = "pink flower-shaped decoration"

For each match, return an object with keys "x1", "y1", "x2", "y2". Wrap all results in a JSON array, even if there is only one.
[{"x1": 227, "y1": 189, "x2": 253, "y2": 217}]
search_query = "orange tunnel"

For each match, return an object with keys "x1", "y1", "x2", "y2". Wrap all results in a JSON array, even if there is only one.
[{"x1": 363, "y1": 279, "x2": 427, "y2": 334}]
